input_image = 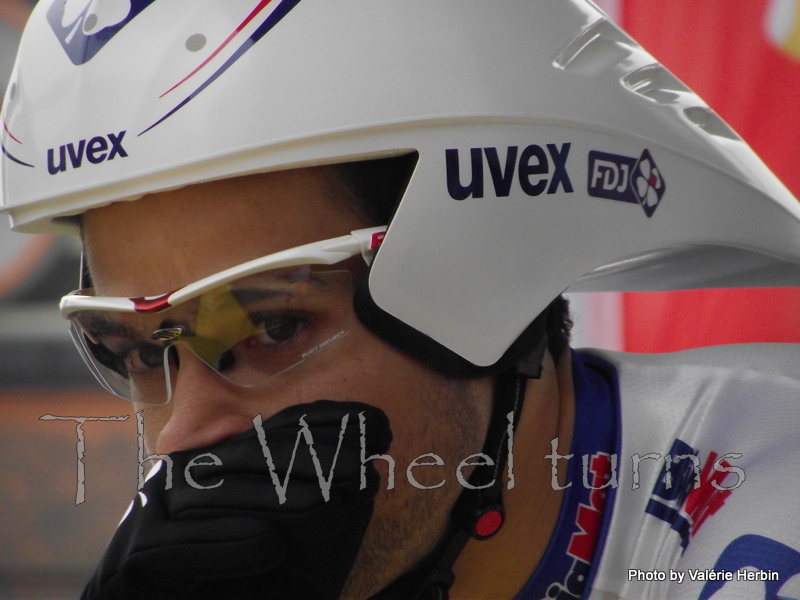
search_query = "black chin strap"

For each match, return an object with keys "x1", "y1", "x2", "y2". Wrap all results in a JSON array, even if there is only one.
[{"x1": 369, "y1": 357, "x2": 539, "y2": 600}]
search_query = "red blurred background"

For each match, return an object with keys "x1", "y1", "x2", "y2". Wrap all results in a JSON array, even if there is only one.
[{"x1": 615, "y1": 0, "x2": 800, "y2": 351}]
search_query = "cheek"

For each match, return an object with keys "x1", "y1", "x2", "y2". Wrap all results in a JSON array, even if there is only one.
[
  {"x1": 340, "y1": 357, "x2": 492, "y2": 489},
  {"x1": 135, "y1": 325, "x2": 493, "y2": 467}
]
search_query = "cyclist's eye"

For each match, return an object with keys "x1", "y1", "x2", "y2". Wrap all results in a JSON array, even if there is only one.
[
  {"x1": 86, "y1": 336, "x2": 129, "y2": 378},
  {"x1": 255, "y1": 315, "x2": 304, "y2": 346},
  {"x1": 124, "y1": 343, "x2": 165, "y2": 374}
]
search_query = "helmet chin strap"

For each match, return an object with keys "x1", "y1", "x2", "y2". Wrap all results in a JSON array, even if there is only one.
[{"x1": 368, "y1": 336, "x2": 546, "y2": 600}]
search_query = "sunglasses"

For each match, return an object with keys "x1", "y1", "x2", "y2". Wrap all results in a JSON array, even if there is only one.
[{"x1": 61, "y1": 227, "x2": 386, "y2": 405}]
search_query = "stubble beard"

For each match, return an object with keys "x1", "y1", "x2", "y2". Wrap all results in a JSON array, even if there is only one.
[{"x1": 338, "y1": 377, "x2": 491, "y2": 600}]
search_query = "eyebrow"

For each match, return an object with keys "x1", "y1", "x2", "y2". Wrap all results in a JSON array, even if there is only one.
[
  {"x1": 226, "y1": 288, "x2": 296, "y2": 307},
  {"x1": 86, "y1": 313, "x2": 184, "y2": 342},
  {"x1": 86, "y1": 315, "x2": 138, "y2": 339},
  {"x1": 228, "y1": 275, "x2": 336, "y2": 305},
  {"x1": 85, "y1": 315, "x2": 147, "y2": 344}
]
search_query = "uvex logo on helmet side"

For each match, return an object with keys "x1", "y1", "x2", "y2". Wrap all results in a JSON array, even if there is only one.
[
  {"x1": 47, "y1": 131, "x2": 128, "y2": 175},
  {"x1": 445, "y1": 144, "x2": 574, "y2": 200}
]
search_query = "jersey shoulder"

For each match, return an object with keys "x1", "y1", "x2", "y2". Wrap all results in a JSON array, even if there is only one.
[{"x1": 581, "y1": 344, "x2": 800, "y2": 600}]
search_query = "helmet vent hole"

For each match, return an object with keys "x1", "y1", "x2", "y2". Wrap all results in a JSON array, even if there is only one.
[
  {"x1": 684, "y1": 107, "x2": 740, "y2": 140},
  {"x1": 83, "y1": 14, "x2": 98, "y2": 33},
  {"x1": 186, "y1": 34, "x2": 207, "y2": 52}
]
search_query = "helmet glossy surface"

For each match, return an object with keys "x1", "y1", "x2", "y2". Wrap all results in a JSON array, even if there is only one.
[{"x1": 2, "y1": 0, "x2": 799, "y2": 367}]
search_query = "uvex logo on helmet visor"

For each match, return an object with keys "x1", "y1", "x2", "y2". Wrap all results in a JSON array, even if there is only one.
[{"x1": 445, "y1": 144, "x2": 574, "y2": 200}]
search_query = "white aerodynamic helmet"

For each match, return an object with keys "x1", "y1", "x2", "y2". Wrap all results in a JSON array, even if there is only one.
[{"x1": 2, "y1": 0, "x2": 800, "y2": 372}]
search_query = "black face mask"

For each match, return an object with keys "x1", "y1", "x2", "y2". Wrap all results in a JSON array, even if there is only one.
[{"x1": 80, "y1": 400, "x2": 393, "y2": 600}]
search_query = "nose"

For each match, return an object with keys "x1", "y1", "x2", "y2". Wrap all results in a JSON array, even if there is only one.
[{"x1": 152, "y1": 346, "x2": 256, "y2": 455}]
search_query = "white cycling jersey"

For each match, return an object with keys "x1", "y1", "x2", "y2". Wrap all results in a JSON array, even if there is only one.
[{"x1": 514, "y1": 344, "x2": 800, "y2": 600}]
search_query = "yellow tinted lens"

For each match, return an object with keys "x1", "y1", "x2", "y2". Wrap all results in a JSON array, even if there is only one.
[
  {"x1": 183, "y1": 267, "x2": 353, "y2": 385},
  {"x1": 70, "y1": 266, "x2": 354, "y2": 404}
]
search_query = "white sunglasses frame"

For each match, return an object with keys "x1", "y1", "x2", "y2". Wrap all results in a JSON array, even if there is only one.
[
  {"x1": 60, "y1": 226, "x2": 386, "y2": 402},
  {"x1": 60, "y1": 226, "x2": 386, "y2": 318}
]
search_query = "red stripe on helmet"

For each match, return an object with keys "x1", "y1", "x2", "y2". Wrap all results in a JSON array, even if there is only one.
[
  {"x1": 3, "y1": 120, "x2": 22, "y2": 144},
  {"x1": 160, "y1": 0, "x2": 277, "y2": 97}
]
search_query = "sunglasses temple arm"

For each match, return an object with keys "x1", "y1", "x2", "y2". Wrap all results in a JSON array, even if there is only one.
[{"x1": 348, "y1": 226, "x2": 387, "y2": 266}]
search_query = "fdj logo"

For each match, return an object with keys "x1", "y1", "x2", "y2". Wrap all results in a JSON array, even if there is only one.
[
  {"x1": 47, "y1": 131, "x2": 129, "y2": 175},
  {"x1": 446, "y1": 144, "x2": 573, "y2": 200},
  {"x1": 47, "y1": 0, "x2": 158, "y2": 65},
  {"x1": 645, "y1": 438, "x2": 739, "y2": 551},
  {"x1": 588, "y1": 149, "x2": 665, "y2": 217}
]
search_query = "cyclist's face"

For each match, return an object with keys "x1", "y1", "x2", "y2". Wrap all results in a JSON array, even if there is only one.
[{"x1": 82, "y1": 166, "x2": 493, "y2": 598}]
